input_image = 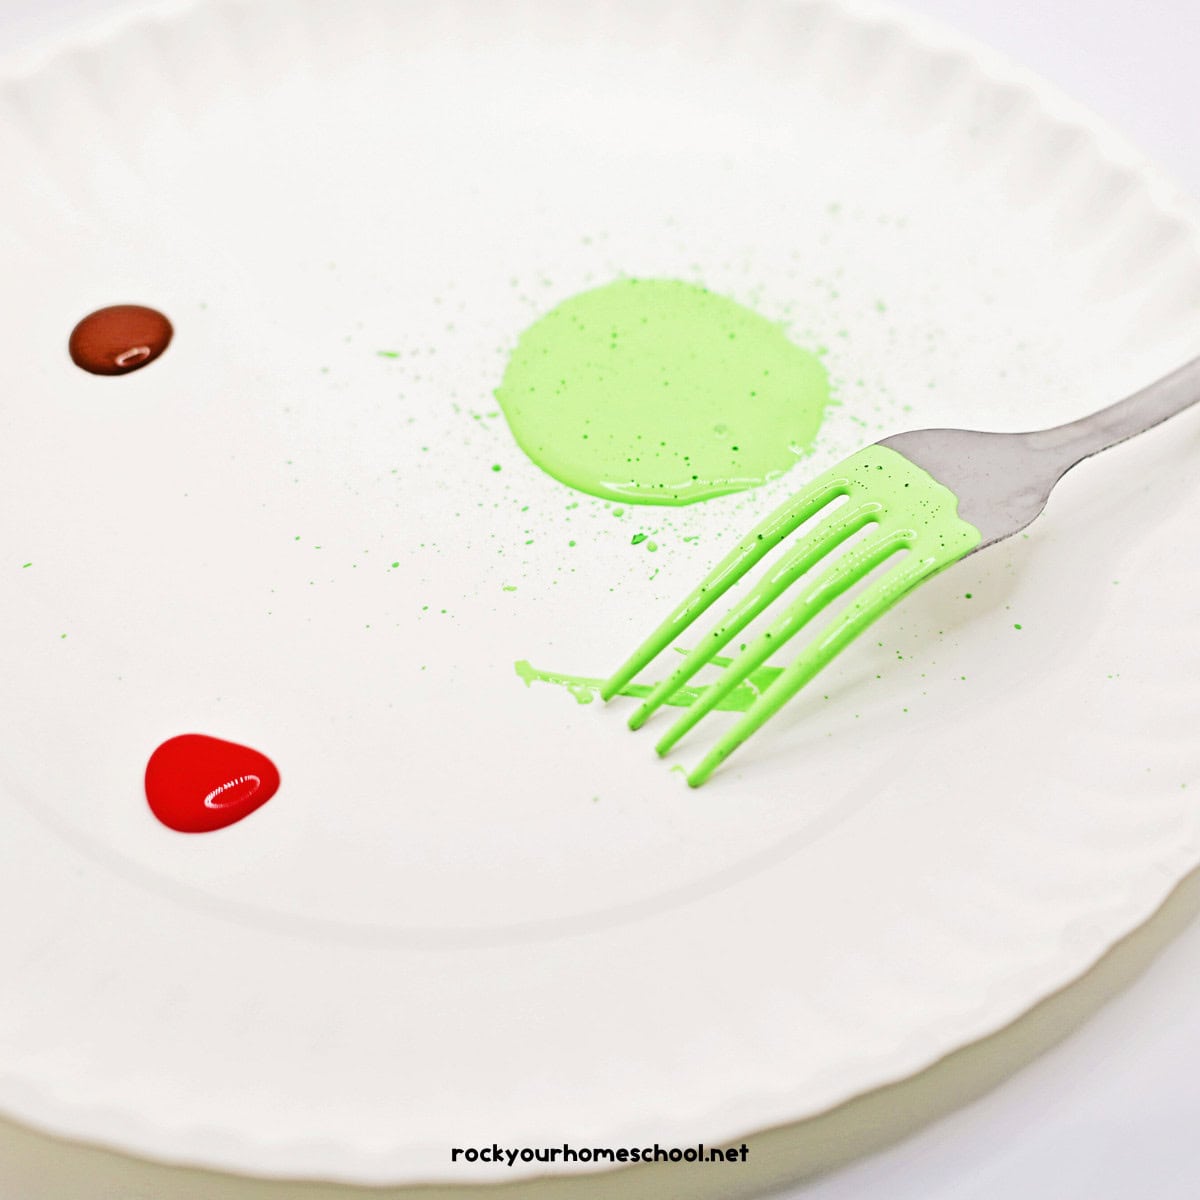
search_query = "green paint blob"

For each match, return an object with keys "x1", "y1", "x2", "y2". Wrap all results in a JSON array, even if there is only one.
[{"x1": 495, "y1": 278, "x2": 830, "y2": 505}]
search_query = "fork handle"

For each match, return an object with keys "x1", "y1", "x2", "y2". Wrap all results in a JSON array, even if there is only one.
[{"x1": 1029, "y1": 353, "x2": 1200, "y2": 466}]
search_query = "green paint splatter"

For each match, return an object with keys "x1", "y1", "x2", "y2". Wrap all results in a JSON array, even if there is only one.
[
  {"x1": 631, "y1": 532, "x2": 647, "y2": 545},
  {"x1": 513, "y1": 650, "x2": 784, "y2": 713},
  {"x1": 495, "y1": 278, "x2": 829, "y2": 505},
  {"x1": 376, "y1": 350, "x2": 400, "y2": 358}
]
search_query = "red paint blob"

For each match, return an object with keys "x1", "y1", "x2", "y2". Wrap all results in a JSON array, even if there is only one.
[
  {"x1": 145, "y1": 734, "x2": 280, "y2": 833},
  {"x1": 69, "y1": 304, "x2": 173, "y2": 375}
]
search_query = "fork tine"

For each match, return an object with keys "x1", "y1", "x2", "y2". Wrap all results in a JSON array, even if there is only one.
[
  {"x1": 600, "y1": 467, "x2": 857, "y2": 701},
  {"x1": 654, "y1": 529, "x2": 909, "y2": 757},
  {"x1": 626, "y1": 498, "x2": 883, "y2": 730},
  {"x1": 685, "y1": 551, "x2": 952, "y2": 786}
]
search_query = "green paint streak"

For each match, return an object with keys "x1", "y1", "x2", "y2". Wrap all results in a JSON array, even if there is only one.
[
  {"x1": 514, "y1": 650, "x2": 783, "y2": 714},
  {"x1": 495, "y1": 278, "x2": 829, "y2": 505},
  {"x1": 376, "y1": 350, "x2": 400, "y2": 358},
  {"x1": 604, "y1": 444, "x2": 981, "y2": 785}
]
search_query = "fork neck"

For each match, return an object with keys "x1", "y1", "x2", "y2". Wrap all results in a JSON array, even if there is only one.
[{"x1": 1028, "y1": 353, "x2": 1200, "y2": 468}]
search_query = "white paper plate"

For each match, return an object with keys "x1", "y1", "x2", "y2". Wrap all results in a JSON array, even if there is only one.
[{"x1": 2, "y1": 0, "x2": 1199, "y2": 1184}]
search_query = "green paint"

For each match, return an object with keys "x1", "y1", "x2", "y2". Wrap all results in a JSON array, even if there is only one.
[
  {"x1": 631, "y1": 533, "x2": 647, "y2": 545},
  {"x1": 514, "y1": 650, "x2": 784, "y2": 714},
  {"x1": 495, "y1": 278, "x2": 829, "y2": 505},
  {"x1": 603, "y1": 444, "x2": 981, "y2": 785}
]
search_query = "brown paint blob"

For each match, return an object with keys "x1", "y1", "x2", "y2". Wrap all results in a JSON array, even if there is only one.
[{"x1": 68, "y1": 304, "x2": 173, "y2": 375}]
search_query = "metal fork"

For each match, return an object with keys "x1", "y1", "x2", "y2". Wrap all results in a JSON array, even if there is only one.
[{"x1": 601, "y1": 355, "x2": 1200, "y2": 786}]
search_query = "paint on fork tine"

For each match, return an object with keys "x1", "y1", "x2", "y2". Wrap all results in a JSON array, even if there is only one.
[{"x1": 604, "y1": 445, "x2": 981, "y2": 785}]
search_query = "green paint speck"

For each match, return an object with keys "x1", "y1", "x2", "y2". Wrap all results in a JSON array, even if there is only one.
[
  {"x1": 1014, "y1": 623, "x2": 1023, "y2": 630},
  {"x1": 631, "y1": 533, "x2": 647, "y2": 545},
  {"x1": 491, "y1": 463, "x2": 502, "y2": 472}
]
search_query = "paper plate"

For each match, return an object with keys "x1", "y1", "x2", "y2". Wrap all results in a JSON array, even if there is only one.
[{"x1": 1, "y1": 0, "x2": 1199, "y2": 1183}]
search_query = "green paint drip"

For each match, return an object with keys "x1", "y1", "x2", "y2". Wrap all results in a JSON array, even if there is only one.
[
  {"x1": 495, "y1": 278, "x2": 829, "y2": 505},
  {"x1": 514, "y1": 650, "x2": 784, "y2": 714},
  {"x1": 604, "y1": 444, "x2": 981, "y2": 785}
]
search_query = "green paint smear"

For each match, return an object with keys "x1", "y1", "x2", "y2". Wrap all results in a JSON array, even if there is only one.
[
  {"x1": 495, "y1": 278, "x2": 830, "y2": 505},
  {"x1": 604, "y1": 444, "x2": 982, "y2": 785},
  {"x1": 514, "y1": 649, "x2": 784, "y2": 713}
]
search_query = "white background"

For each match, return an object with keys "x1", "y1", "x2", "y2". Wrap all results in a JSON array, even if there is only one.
[{"x1": 1, "y1": 1, "x2": 1199, "y2": 1198}]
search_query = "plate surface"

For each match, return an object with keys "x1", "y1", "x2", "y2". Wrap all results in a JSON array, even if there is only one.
[{"x1": 1, "y1": 0, "x2": 1199, "y2": 1183}]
